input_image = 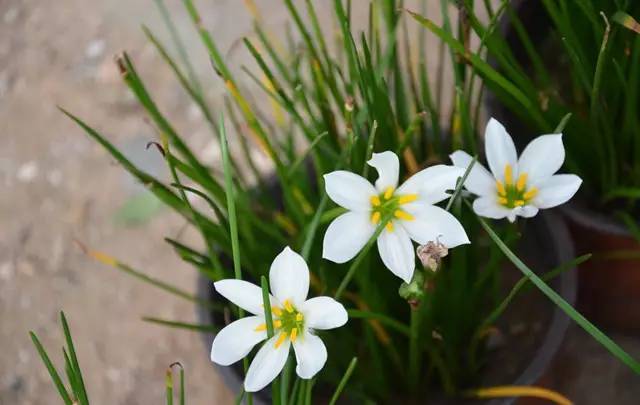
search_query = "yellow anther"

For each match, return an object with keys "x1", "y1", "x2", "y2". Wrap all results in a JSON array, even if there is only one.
[
  {"x1": 398, "y1": 194, "x2": 418, "y2": 205},
  {"x1": 371, "y1": 211, "x2": 381, "y2": 224},
  {"x1": 523, "y1": 187, "x2": 538, "y2": 200},
  {"x1": 283, "y1": 300, "x2": 294, "y2": 313},
  {"x1": 385, "y1": 222, "x2": 394, "y2": 232},
  {"x1": 274, "y1": 320, "x2": 282, "y2": 328},
  {"x1": 254, "y1": 323, "x2": 267, "y2": 332},
  {"x1": 497, "y1": 196, "x2": 508, "y2": 206},
  {"x1": 394, "y1": 210, "x2": 415, "y2": 221},
  {"x1": 504, "y1": 164, "x2": 513, "y2": 185},
  {"x1": 384, "y1": 187, "x2": 394, "y2": 200},
  {"x1": 495, "y1": 180, "x2": 506, "y2": 197},
  {"x1": 290, "y1": 327, "x2": 298, "y2": 342},
  {"x1": 295, "y1": 313, "x2": 304, "y2": 322},
  {"x1": 516, "y1": 173, "x2": 528, "y2": 192},
  {"x1": 274, "y1": 332, "x2": 287, "y2": 348},
  {"x1": 271, "y1": 306, "x2": 282, "y2": 316},
  {"x1": 514, "y1": 200, "x2": 525, "y2": 206},
  {"x1": 370, "y1": 195, "x2": 381, "y2": 206}
]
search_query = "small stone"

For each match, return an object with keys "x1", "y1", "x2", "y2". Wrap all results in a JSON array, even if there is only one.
[
  {"x1": 16, "y1": 161, "x2": 38, "y2": 182},
  {"x1": 4, "y1": 8, "x2": 19, "y2": 24},
  {"x1": 0, "y1": 261, "x2": 13, "y2": 281},
  {"x1": 85, "y1": 39, "x2": 106, "y2": 60}
]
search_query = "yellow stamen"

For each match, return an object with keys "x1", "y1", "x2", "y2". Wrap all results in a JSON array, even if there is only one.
[
  {"x1": 394, "y1": 210, "x2": 415, "y2": 221},
  {"x1": 274, "y1": 320, "x2": 282, "y2": 328},
  {"x1": 385, "y1": 222, "x2": 394, "y2": 232},
  {"x1": 495, "y1": 180, "x2": 506, "y2": 197},
  {"x1": 516, "y1": 173, "x2": 528, "y2": 192},
  {"x1": 290, "y1": 327, "x2": 298, "y2": 342},
  {"x1": 295, "y1": 313, "x2": 304, "y2": 322},
  {"x1": 271, "y1": 306, "x2": 282, "y2": 316},
  {"x1": 383, "y1": 187, "x2": 394, "y2": 199},
  {"x1": 504, "y1": 164, "x2": 513, "y2": 185},
  {"x1": 497, "y1": 196, "x2": 508, "y2": 206},
  {"x1": 371, "y1": 211, "x2": 381, "y2": 224},
  {"x1": 514, "y1": 200, "x2": 525, "y2": 207},
  {"x1": 274, "y1": 332, "x2": 287, "y2": 348},
  {"x1": 523, "y1": 187, "x2": 538, "y2": 200},
  {"x1": 283, "y1": 300, "x2": 294, "y2": 313},
  {"x1": 370, "y1": 195, "x2": 381, "y2": 206},
  {"x1": 398, "y1": 194, "x2": 418, "y2": 204},
  {"x1": 254, "y1": 323, "x2": 267, "y2": 332}
]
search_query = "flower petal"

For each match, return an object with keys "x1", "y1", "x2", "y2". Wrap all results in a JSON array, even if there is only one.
[
  {"x1": 472, "y1": 196, "x2": 511, "y2": 220},
  {"x1": 210, "y1": 316, "x2": 267, "y2": 366},
  {"x1": 377, "y1": 224, "x2": 415, "y2": 283},
  {"x1": 214, "y1": 280, "x2": 273, "y2": 316},
  {"x1": 484, "y1": 118, "x2": 518, "y2": 181},
  {"x1": 270, "y1": 246, "x2": 309, "y2": 306},
  {"x1": 450, "y1": 150, "x2": 496, "y2": 197},
  {"x1": 402, "y1": 203, "x2": 470, "y2": 248},
  {"x1": 244, "y1": 335, "x2": 291, "y2": 392},
  {"x1": 532, "y1": 174, "x2": 582, "y2": 209},
  {"x1": 300, "y1": 296, "x2": 348, "y2": 330},
  {"x1": 518, "y1": 134, "x2": 565, "y2": 184},
  {"x1": 323, "y1": 211, "x2": 376, "y2": 264},
  {"x1": 519, "y1": 205, "x2": 539, "y2": 218},
  {"x1": 293, "y1": 331, "x2": 327, "y2": 379},
  {"x1": 396, "y1": 164, "x2": 465, "y2": 205},
  {"x1": 367, "y1": 151, "x2": 400, "y2": 192},
  {"x1": 323, "y1": 171, "x2": 377, "y2": 211}
]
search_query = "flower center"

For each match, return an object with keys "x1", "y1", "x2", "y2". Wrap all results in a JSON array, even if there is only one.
[
  {"x1": 370, "y1": 187, "x2": 418, "y2": 232},
  {"x1": 255, "y1": 299, "x2": 304, "y2": 348},
  {"x1": 496, "y1": 164, "x2": 538, "y2": 208}
]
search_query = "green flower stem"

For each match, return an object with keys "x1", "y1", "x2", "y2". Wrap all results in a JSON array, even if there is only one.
[
  {"x1": 328, "y1": 357, "x2": 358, "y2": 405},
  {"x1": 474, "y1": 203, "x2": 640, "y2": 374},
  {"x1": 408, "y1": 303, "x2": 422, "y2": 393}
]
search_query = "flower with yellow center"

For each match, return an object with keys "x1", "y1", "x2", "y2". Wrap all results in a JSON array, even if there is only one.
[
  {"x1": 322, "y1": 151, "x2": 470, "y2": 283},
  {"x1": 451, "y1": 118, "x2": 582, "y2": 222},
  {"x1": 210, "y1": 247, "x2": 348, "y2": 392}
]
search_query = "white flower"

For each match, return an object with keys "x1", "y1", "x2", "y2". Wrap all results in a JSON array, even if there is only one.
[
  {"x1": 210, "y1": 247, "x2": 348, "y2": 393},
  {"x1": 451, "y1": 118, "x2": 582, "y2": 222},
  {"x1": 322, "y1": 151, "x2": 470, "y2": 283}
]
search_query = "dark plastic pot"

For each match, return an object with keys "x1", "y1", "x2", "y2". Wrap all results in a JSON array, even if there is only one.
[
  {"x1": 196, "y1": 210, "x2": 576, "y2": 404},
  {"x1": 485, "y1": 0, "x2": 640, "y2": 333}
]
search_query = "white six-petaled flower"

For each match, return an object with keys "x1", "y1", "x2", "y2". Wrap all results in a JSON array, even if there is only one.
[
  {"x1": 451, "y1": 118, "x2": 582, "y2": 222},
  {"x1": 210, "y1": 247, "x2": 348, "y2": 392},
  {"x1": 322, "y1": 151, "x2": 470, "y2": 283}
]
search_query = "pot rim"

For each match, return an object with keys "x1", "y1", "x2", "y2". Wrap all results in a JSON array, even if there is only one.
[{"x1": 195, "y1": 210, "x2": 576, "y2": 405}]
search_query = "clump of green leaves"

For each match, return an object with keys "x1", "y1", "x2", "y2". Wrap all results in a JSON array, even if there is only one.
[{"x1": 421, "y1": 0, "x2": 640, "y2": 217}]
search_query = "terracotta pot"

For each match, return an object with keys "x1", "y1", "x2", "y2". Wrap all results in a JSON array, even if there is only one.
[{"x1": 562, "y1": 202, "x2": 640, "y2": 332}]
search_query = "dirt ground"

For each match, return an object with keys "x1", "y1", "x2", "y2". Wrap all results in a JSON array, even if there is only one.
[{"x1": 1, "y1": 0, "x2": 639, "y2": 404}]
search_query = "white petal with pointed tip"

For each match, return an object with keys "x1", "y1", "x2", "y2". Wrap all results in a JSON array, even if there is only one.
[
  {"x1": 401, "y1": 203, "x2": 470, "y2": 248},
  {"x1": 485, "y1": 118, "x2": 518, "y2": 180},
  {"x1": 293, "y1": 331, "x2": 328, "y2": 379},
  {"x1": 323, "y1": 171, "x2": 377, "y2": 211},
  {"x1": 214, "y1": 280, "x2": 273, "y2": 316},
  {"x1": 518, "y1": 134, "x2": 565, "y2": 184},
  {"x1": 270, "y1": 247, "x2": 309, "y2": 306},
  {"x1": 377, "y1": 224, "x2": 415, "y2": 283},
  {"x1": 396, "y1": 165, "x2": 465, "y2": 205},
  {"x1": 211, "y1": 316, "x2": 267, "y2": 366},
  {"x1": 300, "y1": 297, "x2": 348, "y2": 330},
  {"x1": 472, "y1": 196, "x2": 512, "y2": 220},
  {"x1": 323, "y1": 211, "x2": 376, "y2": 263},
  {"x1": 450, "y1": 150, "x2": 495, "y2": 197},
  {"x1": 244, "y1": 335, "x2": 291, "y2": 392},
  {"x1": 533, "y1": 174, "x2": 582, "y2": 209},
  {"x1": 367, "y1": 151, "x2": 400, "y2": 192}
]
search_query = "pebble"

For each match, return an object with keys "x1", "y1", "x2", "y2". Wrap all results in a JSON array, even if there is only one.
[
  {"x1": 0, "y1": 261, "x2": 14, "y2": 281},
  {"x1": 3, "y1": 7, "x2": 19, "y2": 24},
  {"x1": 16, "y1": 161, "x2": 38, "y2": 183},
  {"x1": 85, "y1": 39, "x2": 106, "y2": 60}
]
